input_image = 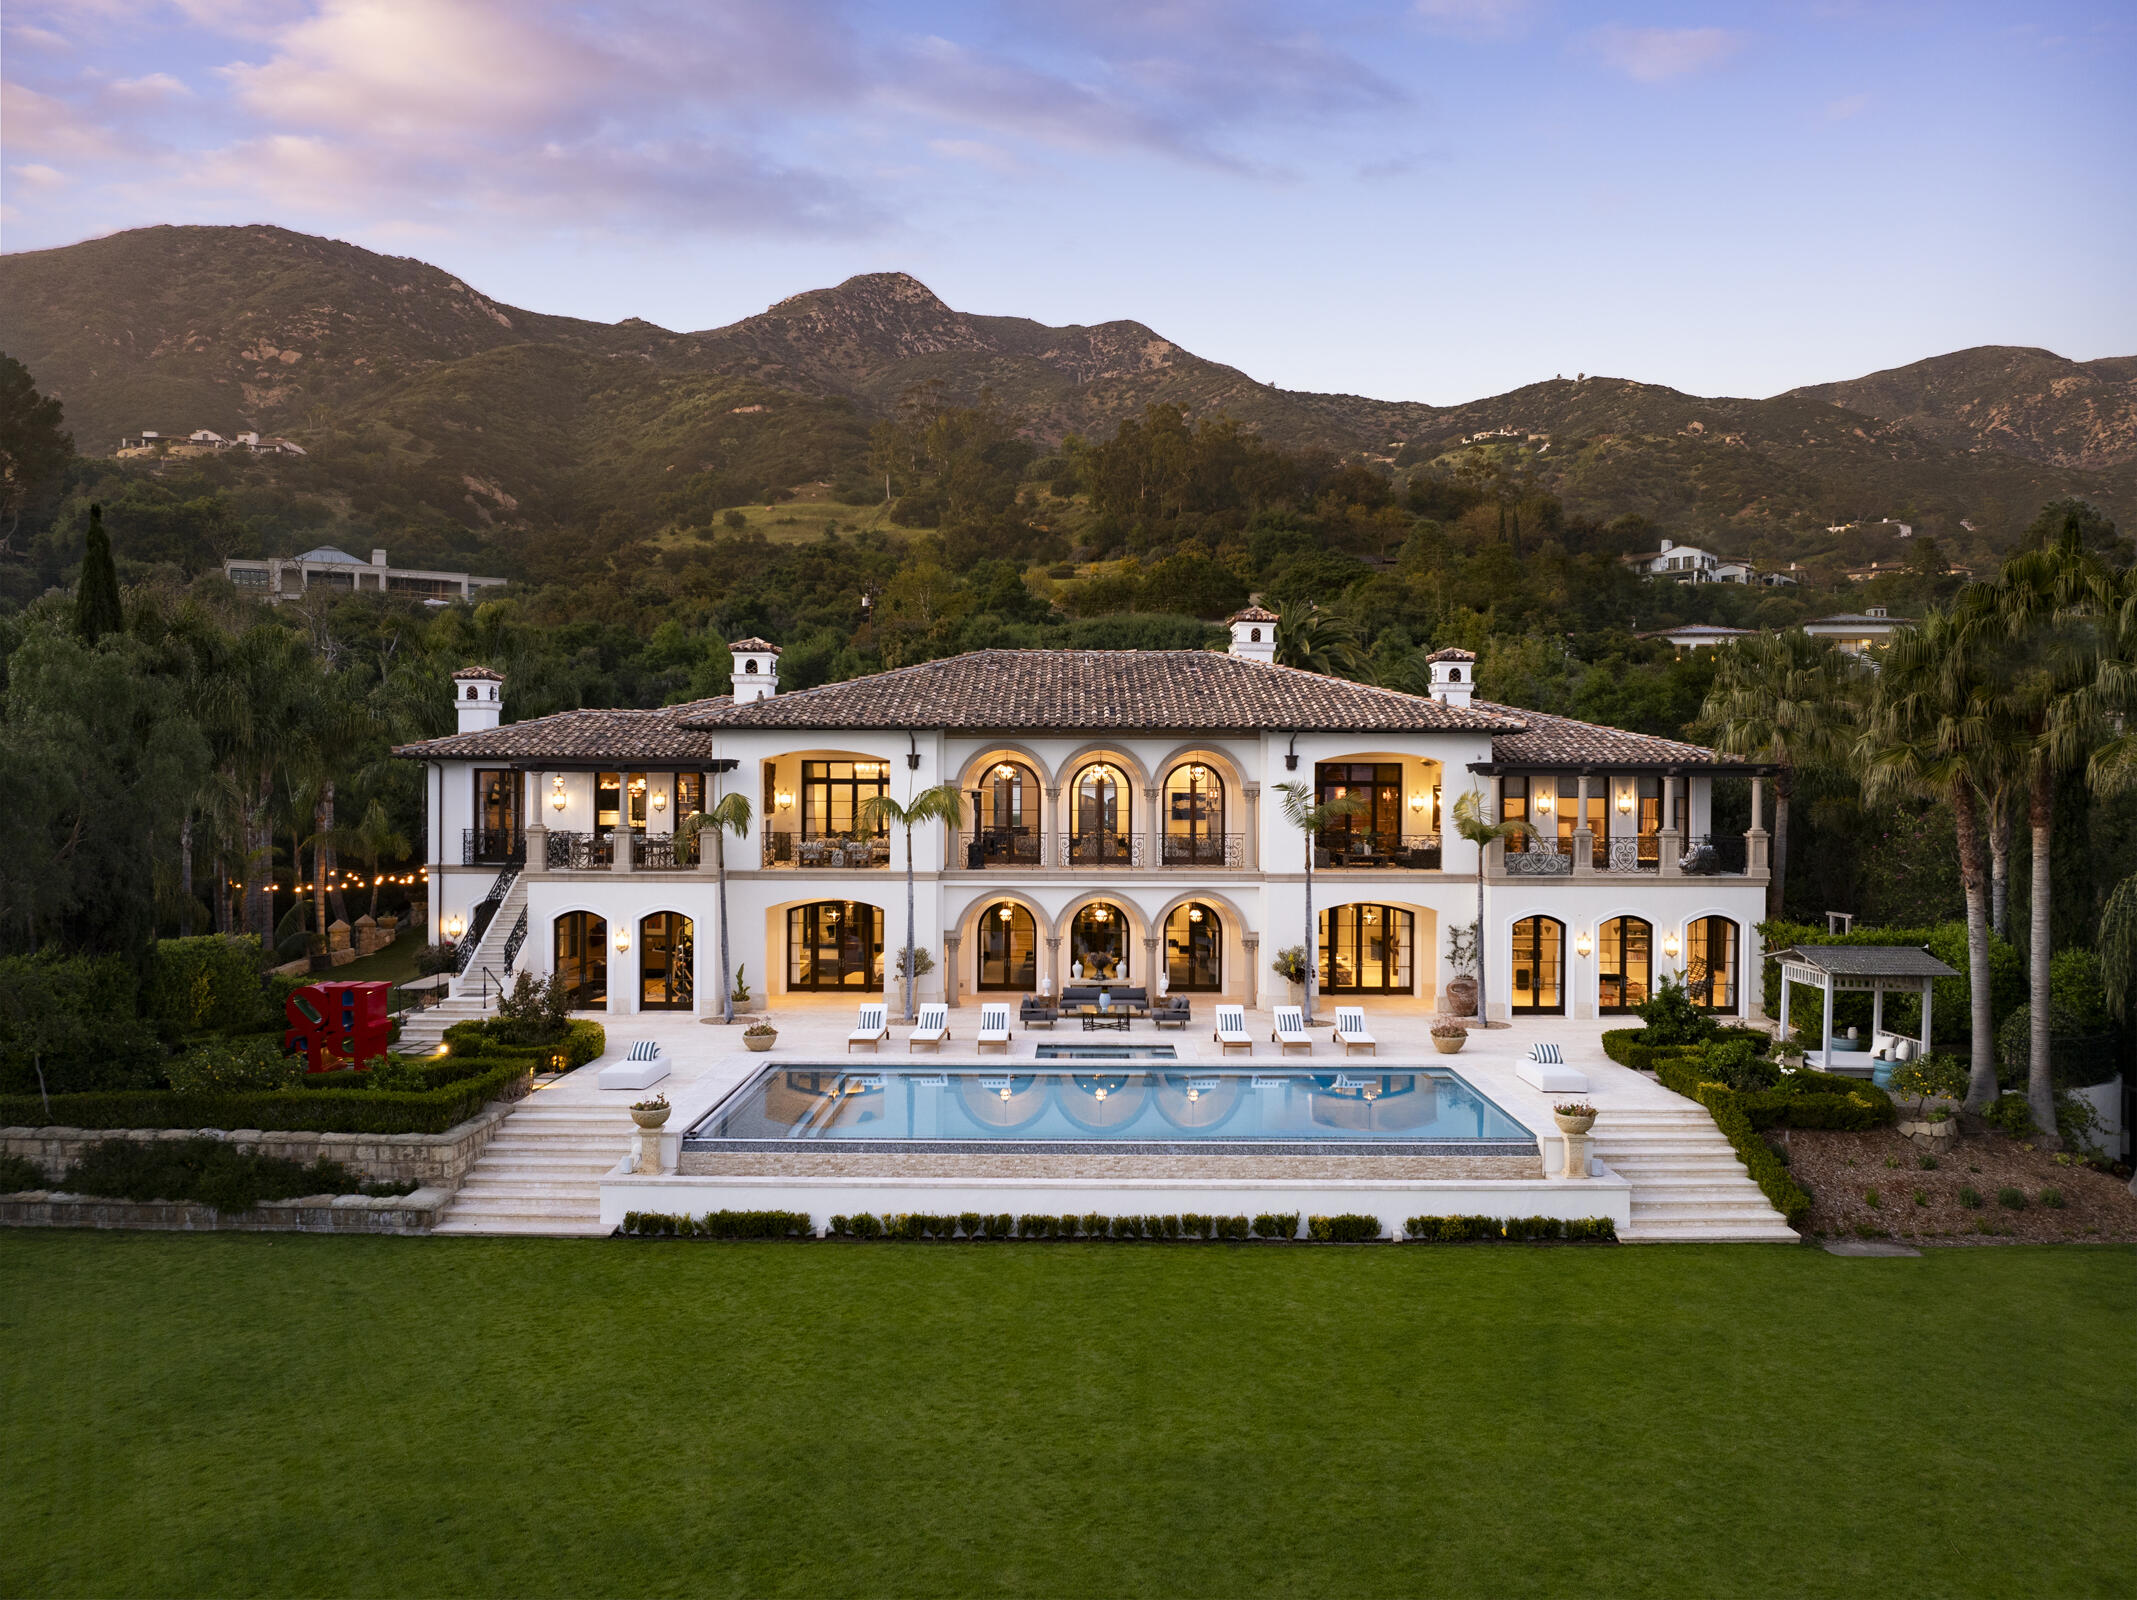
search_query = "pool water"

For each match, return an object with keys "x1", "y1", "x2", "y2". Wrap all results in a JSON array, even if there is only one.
[
  {"x1": 685, "y1": 1065, "x2": 1534, "y2": 1150},
  {"x1": 1032, "y1": 1043, "x2": 1179, "y2": 1061}
]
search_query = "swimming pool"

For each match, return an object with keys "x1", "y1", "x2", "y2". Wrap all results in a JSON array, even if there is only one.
[
  {"x1": 683, "y1": 1064, "x2": 1535, "y2": 1155},
  {"x1": 1032, "y1": 1043, "x2": 1179, "y2": 1061}
]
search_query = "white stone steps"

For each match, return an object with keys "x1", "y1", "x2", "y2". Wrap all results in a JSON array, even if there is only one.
[{"x1": 429, "y1": 1083, "x2": 633, "y2": 1237}]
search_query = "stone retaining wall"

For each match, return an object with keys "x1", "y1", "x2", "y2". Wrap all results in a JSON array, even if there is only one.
[
  {"x1": 1, "y1": 1103, "x2": 516, "y2": 1191},
  {"x1": 0, "y1": 1188, "x2": 448, "y2": 1234}
]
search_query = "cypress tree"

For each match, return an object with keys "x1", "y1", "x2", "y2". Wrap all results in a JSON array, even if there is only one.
[{"x1": 73, "y1": 501, "x2": 123, "y2": 641}]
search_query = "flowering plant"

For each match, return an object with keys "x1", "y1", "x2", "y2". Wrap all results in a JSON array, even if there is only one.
[
  {"x1": 1554, "y1": 1103, "x2": 1597, "y2": 1119},
  {"x1": 630, "y1": 1093, "x2": 669, "y2": 1113}
]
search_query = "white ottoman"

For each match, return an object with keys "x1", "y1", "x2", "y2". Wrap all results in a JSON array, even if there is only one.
[
  {"x1": 1516, "y1": 1061, "x2": 1590, "y2": 1094},
  {"x1": 597, "y1": 1059, "x2": 670, "y2": 1091}
]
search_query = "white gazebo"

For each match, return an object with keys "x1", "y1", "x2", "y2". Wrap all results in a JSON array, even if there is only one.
[{"x1": 1769, "y1": 945, "x2": 1958, "y2": 1076}]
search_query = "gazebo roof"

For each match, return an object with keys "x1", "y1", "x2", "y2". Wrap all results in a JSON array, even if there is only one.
[{"x1": 1768, "y1": 945, "x2": 1957, "y2": 979}]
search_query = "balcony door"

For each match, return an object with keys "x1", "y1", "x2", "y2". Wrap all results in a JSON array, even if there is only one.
[
  {"x1": 1686, "y1": 917, "x2": 1739, "y2": 1012},
  {"x1": 787, "y1": 902, "x2": 884, "y2": 991},
  {"x1": 473, "y1": 770, "x2": 519, "y2": 861},
  {"x1": 639, "y1": 913, "x2": 694, "y2": 1010},
  {"x1": 1315, "y1": 763, "x2": 1401, "y2": 862},
  {"x1": 1319, "y1": 904, "x2": 1413, "y2": 994},
  {"x1": 554, "y1": 912, "x2": 607, "y2": 1009},
  {"x1": 977, "y1": 902, "x2": 1038, "y2": 990},
  {"x1": 1163, "y1": 764, "x2": 1226, "y2": 866},
  {"x1": 1597, "y1": 916, "x2": 1651, "y2": 1013},
  {"x1": 1510, "y1": 916, "x2": 1563, "y2": 1015},
  {"x1": 1070, "y1": 764, "x2": 1132, "y2": 865}
]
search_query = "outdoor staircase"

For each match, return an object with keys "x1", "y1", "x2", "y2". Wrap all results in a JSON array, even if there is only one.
[
  {"x1": 395, "y1": 876, "x2": 528, "y2": 1052},
  {"x1": 1592, "y1": 1102, "x2": 1800, "y2": 1243},
  {"x1": 429, "y1": 1097, "x2": 633, "y2": 1237}
]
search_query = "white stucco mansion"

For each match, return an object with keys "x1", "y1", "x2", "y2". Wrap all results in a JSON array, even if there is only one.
[{"x1": 400, "y1": 611, "x2": 1775, "y2": 1024}]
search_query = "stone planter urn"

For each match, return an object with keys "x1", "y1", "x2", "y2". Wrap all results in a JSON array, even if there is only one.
[
  {"x1": 1553, "y1": 1109, "x2": 1596, "y2": 1137},
  {"x1": 1431, "y1": 1030, "x2": 1468, "y2": 1055},
  {"x1": 743, "y1": 1030, "x2": 777, "y2": 1053},
  {"x1": 1553, "y1": 1108, "x2": 1596, "y2": 1179},
  {"x1": 630, "y1": 1103, "x2": 671, "y2": 1130},
  {"x1": 1444, "y1": 973, "x2": 1479, "y2": 1019}
]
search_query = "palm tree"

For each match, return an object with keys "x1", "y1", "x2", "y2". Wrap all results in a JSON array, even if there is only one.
[
  {"x1": 858, "y1": 782, "x2": 965, "y2": 1021},
  {"x1": 1967, "y1": 519, "x2": 2111, "y2": 1142},
  {"x1": 349, "y1": 800, "x2": 410, "y2": 920},
  {"x1": 1448, "y1": 790, "x2": 1528, "y2": 1028},
  {"x1": 1275, "y1": 600, "x2": 1371, "y2": 679},
  {"x1": 1858, "y1": 607, "x2": 2007, "y2": 1109},
  {"x1": 683, "y1": 792, "x2": 754, "y2": 1024},
  {"x1": 1272, "y1": 782, "x2": 1366, "y2": 1023},
  {"x1": 1693, "y1": 629, "x2": 1864, "y2": 923}
]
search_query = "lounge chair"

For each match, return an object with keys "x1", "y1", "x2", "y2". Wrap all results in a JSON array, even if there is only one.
[
  {"x1": 977, "y1": 1003, "x2": 1012, "y2": 1054},
  {"x1": 1213, "y1": 1004, "x2": 1252, "y2": 1056},
  {"x1": 1333, "y1": 1007, "x2": 1377, "y2": 1056},
  {"x1": 1271, "y1": 1005, "x2": 1312, "y2": 1056},
  {"x1": 1151, "y1": 995, "x2": 1191, "y2": 1028},
  {"x1": 908, "y1": 1002, "x2": 950, "y2": 1053},
  {"x1": 1019, "y1": 995, "x2": 1058, "y2": 1028},
  {"x1": 598, "y1": 1036, "x2": 669, "y2": 1090},
  {"x1": 1516, "y1": 1039, "x2": 1590, "y2": 1093},
  {"x1": 847, "y1": 1004, "x2": 888, "y2": 1054}
]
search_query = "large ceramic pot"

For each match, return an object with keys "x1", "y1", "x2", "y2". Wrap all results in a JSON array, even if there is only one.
[
  {"x1": 1444, "y1": 973, "x2": 1479, "y2": 1018},
  {"x1": 1431, "y1": 1033, "x2": 1467, "y2": 1055},
  {"x1": 631, "y1": 1104, "x2": 672, "y2": 1130},
  {"x1": 744, "y1": 1032, "x2": 776, "y2": 1053}
]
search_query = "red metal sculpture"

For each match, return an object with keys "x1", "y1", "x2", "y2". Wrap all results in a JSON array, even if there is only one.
[{"x1": 284, "y1": 981, "x2": 392, "y2": 1072}]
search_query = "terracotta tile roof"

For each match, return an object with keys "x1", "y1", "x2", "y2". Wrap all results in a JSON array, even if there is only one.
[
  {"x1": 679, "y1": 650, "x2": 1523, "y2": 733},
  {"x1": 1226, "y1": 605, "x2": 1280, "y2": 623},
  {"x1": 394, "y1": 700, "x2": 726, "y2": 762},
  {"x1": 451, "y1": 665, "x2": 504, "y2": 681},
  {"x1": 1473, "y1": 701, "x2": 1733, "y2": 768},
  {"x1": 1423, "y1": 646, "x2": 1476, "y2": 662},
  {"x1": 727, "y1": 636, "x2": 781, "y2": 653}
]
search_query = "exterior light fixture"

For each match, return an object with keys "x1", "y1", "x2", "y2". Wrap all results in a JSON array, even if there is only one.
[
  {"x1": 551, "y1": 775, "x2": 566, "y2": 812},
  {"x1": 615, "y1": 926, "x2": 632, "y2": 954},
  {"x1": 1575, "y1": 929, "x2": 1593, "y2": 958},
  {"x1": 1535, "y1": 789, "x2": 1555, "y2": 815},
  {"x1": 999, "y1": 1086, "x2": 1012, "y2": 1101},
  {"x1": 1188, "y1": 906, "x2": 1203, "y2": 923},
  {"x1": 995, "y1": 763, "x2": 1015, "y2": 781},
  {"x1": 1664, "y1": 929, "x2": 1681, "y2": 960},
  {"x1": 443, "y1": 913, "x2": 466, "y2": 940},
  {"x1": 652, "y1": 789, "x2": 667, "y2": 812},
  {"x1": 1092, "y1": 905, "x2": 1110, "y2": 922},
  {"x1": 1617, "y1": 786, "x2": 1634, "y2": 814},
  {"x1": 998, "y1": 904, "x2": 1013, "y2": 922},
  {"x1": 1410, "y1": 792, "x2": 1427, "y2": 812},
  {"x1": 776, "y1": 790, "x2": 794, "y2": 810}
]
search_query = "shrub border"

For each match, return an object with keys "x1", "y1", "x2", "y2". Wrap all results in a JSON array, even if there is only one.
[{"x1": 616, "y1": 1209, "x2": 1618, "y2": 1243}]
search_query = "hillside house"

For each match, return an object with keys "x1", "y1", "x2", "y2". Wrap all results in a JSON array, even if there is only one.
[{"x1": 222, "y1": 546, "x2": 509, "y2": 604}]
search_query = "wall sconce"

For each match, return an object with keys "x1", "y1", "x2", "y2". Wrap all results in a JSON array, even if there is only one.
[
  {"x1": 1575, "y1": 929, "x2": 1593, "y2": 958},
  {"x1": 776, "y1": 790, "x2": 794, "y2": 810},
  {"x1": 442, "y1": 913, "x2": 466, "y2": 940},
  {"x1": 652, "y1": 788, "x2": 667, "y2": 812},
  {"x1": 1409, "y1": 791, "x2": 1427, "y2": 812},
  {"x1": 550, "y1": 775, "x2": 567, "y2": 812},
  {"x1": 1663, "y1": 929, "x2": 1682, "y2": 960},
  {"x1": 615, "y1": 925, "x2": 633, "y2": 954},
  {"x1": 1535, "y1": 789, "x2": 1555, "y2": 815},
  {"x1": 1617, "y1": 786, "x2": 1634, "y2": 814}
]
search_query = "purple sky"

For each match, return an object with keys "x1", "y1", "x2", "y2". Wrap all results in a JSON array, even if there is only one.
[{"x1": 4, "y1": 1, "x2": 2132, "y2": 402}]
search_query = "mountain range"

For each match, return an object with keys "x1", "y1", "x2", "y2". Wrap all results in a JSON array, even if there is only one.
[{"x1": 3, "y1": 224, "x2": 2131, "y2": 548}]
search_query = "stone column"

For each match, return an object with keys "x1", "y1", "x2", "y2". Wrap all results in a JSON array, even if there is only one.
[
  {"x1": 1045, "y1": 785, "x2": 1062, "y2": 869},
  {"x1": 943, "y1": 931, "x2": 962, "y2": 1008},
  {"x1": 614, "y1": 831, "x2": 633, "y2": 874},
  {"x1": 1143, "y1": 784, "x2": 1160, "y2": 872},
  {"x1": 524, "y1": 821, "x2": 548, "y2": 876},
  {"x1": 1747, "y1": 774, "x2": 1770, "y2": 873},
  {"x1": 523, "y1": 770, "x2": 546, "y2": 875},
  {"x1": 1044, "y1": 935, "x2": 1062, "y2": 998},
  {"x1": 1244, "y1": 783, "x2": 1260, "y2": 871},
  {"x1": 1572, "y1": 774, "x2": 1593, "y2": 876},
  {"x1": 1242, "y1": 933, "x2": 1260, "y2": 1010},
  {"x1": 1657, "y1": 772, "x2": 1680, "y2": 877},
  {"x1": 1142, "y1": 934, "x2": 1159, "y2": 991}
]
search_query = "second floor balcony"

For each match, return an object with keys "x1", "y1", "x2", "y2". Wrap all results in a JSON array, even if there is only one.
[
  {"x1": 762, "y1": 831, "x2": 891, "y2": 870},
  {"x1": 1314, "y1": 831, "x2": 1442, "y2": 871}
]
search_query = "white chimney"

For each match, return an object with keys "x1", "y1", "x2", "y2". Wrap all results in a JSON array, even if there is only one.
[
  {"x1": 730, "y1": 637, "x2": 781, "y2": 702},
  {"x1": 1423, "y1": 647, "x2": 1476, "y2": 709},
  {"x1": 1225, "y1": 605, "x2": 1279, "y2": 665},
  {"x1": 451, "y1": 666, "x2": 504, "y2": 733},
  {"x1": 371, "y1": 548, "x2": 389, "y2": 566},
  {"x1": 1659, "y1": 538, "x2": 1675, "y2": 553}
]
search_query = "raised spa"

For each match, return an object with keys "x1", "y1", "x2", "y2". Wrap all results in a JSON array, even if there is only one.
[{"x1": 684, "y1": 1064, "x2": 1535, "y2": 1155}]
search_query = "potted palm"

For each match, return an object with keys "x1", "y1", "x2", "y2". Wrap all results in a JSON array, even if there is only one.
[{"x1": 630, "y1": 1093, "x2": 671, "y2": 1130}]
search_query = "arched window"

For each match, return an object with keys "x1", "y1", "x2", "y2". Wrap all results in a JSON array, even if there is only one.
[
  {"x1": 744, "y1": 659, "x2": 759, "y2": 675},
  {"x1": 1597, "y1": 916, "x2": 1651, "y2": 1013},
  {"x1": 1162, "y1": 763, "x2": 1227, "y2": 866},
  {"x1": 1250, "y1": 627, "x2": 1262, "y2": 642},
  {"x1": 1070, "y1": 763, "x2": 1132, "y2": 865},
  {"x1": 977, "y1": 902, "x2": 1038, "y2": 990},
  {"x1": 1164, "y1": 902, "x2": 1222, "y2": 991},
  {"x1": 1511, "y1": 916, "x2": 1564, "y2": 1015},
  {"x1": 639, "y1": 913, "x2": 694, "y2": 1010},
  {"x1": 1686, "y1": 917, "x2": 1739, "y2": 1012},
  {"x1": 970, "y1": 760, "x2": 1041, "y2": 866},
  {"x1": 1319, "y1": 905, "x2": 1413, "y2": 994},
  {"x1": 787, "y1": 902, "x2": 884, "y2": 990},
  {"x1": 1068, "y1": 902, "x2": 1128, "y2": 982},
  {"x1": 553, "y1": 912, "x2": 608, "y2": 1009}
]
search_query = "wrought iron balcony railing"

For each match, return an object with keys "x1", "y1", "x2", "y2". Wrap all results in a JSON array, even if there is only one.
[
  {"x1": 545, "y1": 830, "x2": 612, "y2": 871},
  {"x1": 1313, "y1": 831, "x2": 1443, "y2": 869},
  {"x1": 1159, "y1": 832, "x2": 1245, "y2": 868},
  {"x1": 1064, "y1": 831, "x2": 1143, "y2": 868},
  {"x1": 961, "y1": 828, "x2": 1045, "y2": 869},
  {"x1": 462, "y1": 826, "x2": 524, "y2": 866},
  {"x1": 1501, "y1": 839, "x2": 1573, "y2": 876},
  {"x1": 761, "y1": 831, "x2": 890, "y2": 869},
  {"x1": 1679, "y1": 833, "x2": 1749, "y2": 875}
]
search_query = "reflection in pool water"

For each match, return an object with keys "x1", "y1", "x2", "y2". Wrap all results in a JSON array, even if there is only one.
[{"x1": 689, "y1": 1065, "x2": 1531, "y2": 1145}]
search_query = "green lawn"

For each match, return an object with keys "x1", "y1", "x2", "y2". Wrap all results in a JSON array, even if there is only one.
[{"x1": 3, "y1": 1235, "x2": 2131, "y2": 1599}]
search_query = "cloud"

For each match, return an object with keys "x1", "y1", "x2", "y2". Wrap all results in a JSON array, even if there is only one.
[
  {"x1": 1413, "y1": 0, "x2": 1532, "y2": 40},
  {"x1": 5, "y1": 23, "x2": 72, "y2": 51},
  {"x1": 1, "y1": 79, "x2": 121, "y2": 158},
  {"x1": 109, "y1": 72, "x2": 194, "y2": 103},
  {"x1": 9, "y1": 162, "x2": 70, "y2": 189},
  {"x1": 1585, "y1": 25, "x2": 1743, "y2": 83}
]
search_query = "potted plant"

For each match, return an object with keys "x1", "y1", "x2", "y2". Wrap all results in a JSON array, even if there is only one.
[
  {"x1": 630, "y1": 1093, "x2": 671, "y2": 1130},
  {"x1": 1442, "y1": 922, "x2": 1480, "y2": 1019},
  {"x1": 1553, "y1": 1101, "x2": 1597, "y2": 1136},
  {"x1": 1271, "y1": 945, "x2": 1309, "y2": 1009},
  {"x1": 1430, "y1": 1020, "x2": 1469, "y2": 1055},
  {"x1": 743, "y1": 1021, "x2": 777, "y2": 1053}
]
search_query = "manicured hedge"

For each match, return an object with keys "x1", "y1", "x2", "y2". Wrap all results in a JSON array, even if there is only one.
[
  {"x1": 620, "y1": 1209, "x2": 813, "y2": 1239},
  {"x1": 1602, "y1": 1025, "x2": 1769, "y2": 1072},
  {"x1": 0, "y1": 1059, "x2": 530, "y2": 1135},
  {"x1": 1308, "y1": 1213, "x2": 1384, "y2": 1242},
  {"x1": 1653, "y1": 1052, "x2": 1895, "y2": 1133},
  {"x1": 146, "y1": 935, "x2": 273, "y2": 1034},
  {"x1": 441, "y1": 1018, "x2": 606, "y2": 1071},
  {"x1": 58, "y1": 1137, "x2": 417, "y2": 1212},
  {"x1": 1403, "y1": 1215, "x2": 1617, "y2": 1242}
]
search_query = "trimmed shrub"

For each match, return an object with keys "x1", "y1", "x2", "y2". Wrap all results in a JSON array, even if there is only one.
[
  {"x1": 1402, "y1": 1215, "x2": 1617, "y2": 1242},
  {"x1": 146, "y1": 935, "x2": 271, "y2": 1034},
  {"x1": 1635, "y1": 974, "x2": 1721, "y2": 1047},
  {"x1": 0, "y1": 1152, "x2": 47, "y2": 1191},
  {"x1": 1307, "y1": 1213, "x2": 1383, "y2": 1242},
  {"x1": 1252, "y1": 1212, "x2": 1300, "y2": 1240},
  {"x1": 1996, "y1": 1186, "x2": 2027, "y2": 1210},
  {"x1": 1982, "y1": 1092, "x2": 2036, "y2": 1137},
  {"x1": 1701, "y1": 1037, "x2": 1780, "y2": 1093},
  {"x1": 0, "y1": 1059, "x2": 530, "y2": 1135},
  {"x1": 1406, "y1": 1214, "x2": 1502, "y2": 1241},
  {"x1": 59, "y1": 1137, "x2": 408, "y2": 1212},
  {"x1": 622, "y1": 1209, "x2": 813, "y2": 1238},
  {"x1": 163, "y1": 1035, "x2": 301, "y2": 1094},
  {"x1": 441, "y1": 1017, "x2": 605, "y2": 1071},
  {"x1": 0, "y1": 953, "x2": 165, "y2": 1095}
]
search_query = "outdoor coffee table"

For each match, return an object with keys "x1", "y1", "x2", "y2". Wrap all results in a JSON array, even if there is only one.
[{"x1": 1079, "y1": 1010, "x2": 1131, "y2": 1032}]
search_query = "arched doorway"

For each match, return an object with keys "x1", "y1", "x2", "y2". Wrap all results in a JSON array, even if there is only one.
[
  {"x1": 1597, "y1": 916, "x2": 1652, "y2": 1013},
  {"x1": 1164, "y1": 902, "x2": 1223, "y2": 991},
  {"x1": 1686, "y1": 916, "x2": 1739, "y2": 1012},
  {"x1": 639, "y1": 912, "x2": 694, "y2": 1010},
  {"x1": 1068, "y1": 901, "x2": 1129, "y2": 982},
  {"x1": 969, "y1": 760, "x2": 1042, "y2": 867},
  {"x1": 1069, "y1": 762, "x2": 1132, "y2": 865},
  {"x1": 1511, "y1": 916, "x2": 1564, "y2": 1015},
  {"x1": 553, "y1": 912, "x2": 608, "y2": 1009},
  {"x1": 1319, "y1": 904, "x2": 1413, "y2": 994},
  {"x1": 977, "y1": 901, "x2": 1038, "y2": 990},
  {"x1": 1162, "y1": 763, "x2": 1227, "y2": 866},
  {"x1": 786, "y1": 901, "x2": 884, "y2": 990}
]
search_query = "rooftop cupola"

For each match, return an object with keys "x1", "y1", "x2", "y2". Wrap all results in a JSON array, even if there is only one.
[
  {"x1": 1423, "y1": 646, "x2": 1476, "y2": 709},
  {"x1": 451, "y1": 665, "x2": 504, "y2": 733},
  {"x1": 1226, "y1": 604, "x2": 1279, "y2": 666},
  {"x1": 729, "y1": 637, "x2": 781, "y2": 702}
]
